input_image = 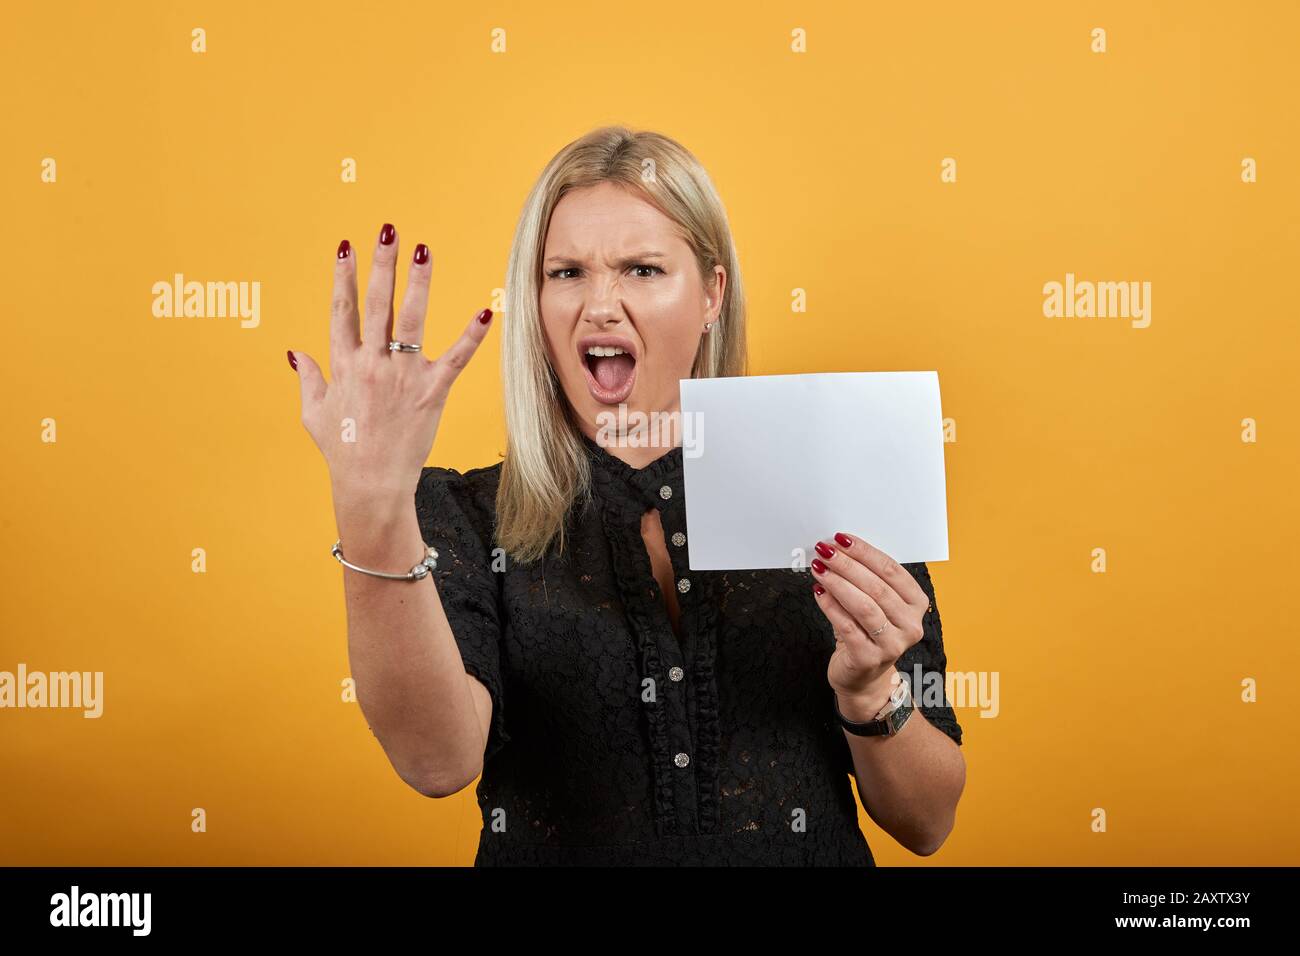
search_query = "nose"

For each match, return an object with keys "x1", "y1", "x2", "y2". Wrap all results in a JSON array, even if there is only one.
[
  {"x1": 580, "y1": 281, "x2": 625, "y2": 328},
  {"x1": 583, "y1": 308, "x2": 624, "y2": 330}
]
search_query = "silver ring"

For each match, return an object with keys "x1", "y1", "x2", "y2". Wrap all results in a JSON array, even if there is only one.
[
  {"x1": 388, "y1": 340, "x2": 422, "y2": 353},
  {"x1": 868, "y1": 623, "x2": 887, "y2": 637}
]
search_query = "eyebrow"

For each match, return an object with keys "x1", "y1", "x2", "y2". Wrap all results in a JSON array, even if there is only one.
[{"x1": 544, "y1": 251, "x2": 669, "y2": 267}]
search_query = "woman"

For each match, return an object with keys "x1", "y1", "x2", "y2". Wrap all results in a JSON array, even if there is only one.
[{"x1": 289, "y1": 126, "x2": 966, "y2": 866}]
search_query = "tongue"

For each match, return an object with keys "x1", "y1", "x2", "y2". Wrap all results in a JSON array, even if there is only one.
[{"x1": 591, "y1": 354, "x2": 635, "y2": 392}]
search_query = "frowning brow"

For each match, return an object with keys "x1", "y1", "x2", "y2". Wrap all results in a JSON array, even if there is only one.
[{"x1": 544, "y1": 251, "x2": 668, "y2": 267}]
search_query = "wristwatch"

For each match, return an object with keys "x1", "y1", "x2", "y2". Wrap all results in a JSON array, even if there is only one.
[{"x1": 834, "y1": 676, "x2": 914, "y2": 737}]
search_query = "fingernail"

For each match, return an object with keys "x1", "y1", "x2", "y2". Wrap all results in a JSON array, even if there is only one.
[
  {"x1": 414, "y1": 243, "x2": 429, "y2": 265},
  {"x1": 815, "y1": 541, "x2": 835, "y2": 560},
  {"x1": 286, "y1": 350, "x2": 298, "y2": 371},
  {"x1": 811, "y1": 558, "x2": 826, "y2": 575},
  {"x1": 337, "y1": 239, "x2": 351, "y2": 260},
  {"x1": 812, "y1": 583, "x2": 825, "y2": 596},
  {"x1": 834, "y1": 532, "x2": 853, "y2": 548},
  {"x1": 476, "y1": 308, "x2": 492, "y2": 325},
  {"x1": 379, "y1": 223, "x2": 396, "y2": 245}
]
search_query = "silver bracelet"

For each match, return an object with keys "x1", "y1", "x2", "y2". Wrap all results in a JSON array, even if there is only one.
[{"x1": 331, "y1": 539, "x2": 439, "y2": 580}]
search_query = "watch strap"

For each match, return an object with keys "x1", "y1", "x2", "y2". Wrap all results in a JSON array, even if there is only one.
[{"x1": 834, "y1": 679, "x2": 914, "y2": 737}]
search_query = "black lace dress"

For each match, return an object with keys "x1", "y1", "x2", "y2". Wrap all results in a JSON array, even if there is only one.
[{"x1": 413, "y1": 433, "x2": 963, "y2": 866}]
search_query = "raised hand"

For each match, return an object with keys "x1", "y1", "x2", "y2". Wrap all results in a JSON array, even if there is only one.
[{"x1": 289, "y1": 223, "x2": 494, "y2": 501}]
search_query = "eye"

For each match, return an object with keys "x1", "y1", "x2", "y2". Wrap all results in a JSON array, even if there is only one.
[{"x1": 544, "y1": 264, "x2": 665, "y2": 281}]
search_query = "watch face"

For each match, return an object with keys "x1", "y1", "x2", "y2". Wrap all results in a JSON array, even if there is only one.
[{"x1": 887, "y1": 699, "x2": 914, "y2": 735}]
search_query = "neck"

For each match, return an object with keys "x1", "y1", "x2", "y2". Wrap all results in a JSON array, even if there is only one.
[{"x1": 580, "y1": 409, "x2": 683, "y2": 470}]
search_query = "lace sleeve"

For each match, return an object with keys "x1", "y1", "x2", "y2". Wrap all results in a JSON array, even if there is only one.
[
  {"x1": 897, "y1": 562, "x2": 963, "y2": 747},
  {"x1": 414, "y1": 465, "x2": 510, "y2": 764}
]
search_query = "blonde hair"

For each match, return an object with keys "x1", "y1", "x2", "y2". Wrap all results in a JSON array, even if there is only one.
[{"x1": 495, "y1": 125, "x2": 748, "y2": 565}]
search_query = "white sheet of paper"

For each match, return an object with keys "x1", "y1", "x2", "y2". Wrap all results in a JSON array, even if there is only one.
[{"x1": 679, "y1": 371, "x2": 949, "y2": 571}]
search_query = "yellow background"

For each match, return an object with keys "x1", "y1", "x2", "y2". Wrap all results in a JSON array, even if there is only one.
[{"x1": 2, "y1": 0, "x2": 1297, "y2": 865}]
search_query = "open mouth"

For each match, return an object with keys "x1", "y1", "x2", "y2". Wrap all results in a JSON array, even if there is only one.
[{"x1": 579, "y1": 342, "x2": 638, "y2": 405}]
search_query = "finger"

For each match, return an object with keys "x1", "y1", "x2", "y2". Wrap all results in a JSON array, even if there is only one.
[
  {"x1": 430, "y1": 307, "x2": 495, "y2": 396},
  {"x1": 812, "y1": 583, "x2": 897, "y2": 675},
  {"x1": 290, "y1": 349, "x2": 327, "y2": 410},
  {"x1": 811, "y1": 557, "x2": 900, "y2": 654},
  {"x1": 330, "y1": 239, "x2": 361, "y2": 374},
  {"x1": 812, "y1": 580, "x2": 864, "y2": 646},
  {"x1": 393, "y1": 242, "x2": 432, "y2": 354},
  {"x1": 813, "y1": 537, "x2": 911, "y2": 627},
  {"x1": 830, "y1": 531, "x2": 928, "y2": 610},
  {"x1": 362, "y1": 222, "x2": 399, "y2": 354}
]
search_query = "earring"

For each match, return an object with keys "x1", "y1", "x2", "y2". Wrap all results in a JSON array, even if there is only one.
[{"x1": 704, "y1": 322, "x2": 713, "y2": 332}]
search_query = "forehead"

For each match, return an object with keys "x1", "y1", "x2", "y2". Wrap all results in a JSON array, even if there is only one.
[{"x1": 544, "y1": 182, "x2": 683, "y2": 253}]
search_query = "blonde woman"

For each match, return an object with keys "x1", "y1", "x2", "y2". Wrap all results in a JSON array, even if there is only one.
[{"x1": 289, "y1": 126, "x2": 966, "y2": 866}]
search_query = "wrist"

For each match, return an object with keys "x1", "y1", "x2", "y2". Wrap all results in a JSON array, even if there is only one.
[
  {"x1": 330, "y1": 490, "x2": 424, "y2": 570},
  {"x1": 834, "y1": 669, "x2": 900, "y2": 723},
  {"x1": 330, "y1": 476, "x2": 415, "y2": 521}
]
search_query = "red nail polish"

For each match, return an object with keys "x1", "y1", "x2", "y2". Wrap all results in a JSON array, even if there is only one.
[
  {"x1": 414, "y1": 243, "x2": 429, "y2": 265},
  {"x1": 834, "y1": 532, "x2": 853, "y2": 548},
  {"x1": 476, "y1": 308, "x2": 492, "y2": 324},
  {"x1": 811, "y1": 558, "x2": 826, "y2": 574},
  {"x1": 812, "y1": 583, "x2": 825, "y2": 596},
  {"x1": 379, "y1": 223, "x2": 395, "y2": 245},
  {"x1": 337, "y1": 239, "x2": 351, "y2": 260},
  {"x1": 815, "y1": 541, "x2": 835, "y2": 560},
  {"x1": 286, "y1": 350, "x2": 298, "y2": 371}
]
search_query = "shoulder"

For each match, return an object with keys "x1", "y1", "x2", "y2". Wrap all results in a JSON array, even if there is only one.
[
  {"x1": 415, "y1": 461, "x2": 503, "y2": 545},
  {"x1": 417, "y1": 460, "x2": 502, "y2": 503}
]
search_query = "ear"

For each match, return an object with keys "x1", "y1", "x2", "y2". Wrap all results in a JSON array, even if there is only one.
[{"x1": 708, "y1": 264, "x2": 727, "y2": 319}]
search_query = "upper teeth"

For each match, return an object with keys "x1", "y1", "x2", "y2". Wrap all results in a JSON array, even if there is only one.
[{"x1": 586, "y1": 346, "x2": 628, "y2": 357}]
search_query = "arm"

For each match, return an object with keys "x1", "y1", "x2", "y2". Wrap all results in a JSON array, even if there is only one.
[
  {"x1": 836, "y1": 675, "x2": 966, "y2": 855},
  {"x1": 289, "y1": 220, "x2": 498, "y2": 799},
  {"x1": 811, "y1": 535, "x2": 967, "y2": 856},
  {"x1": 333, "y1": 481, "x2": 491, "y2": 798}
]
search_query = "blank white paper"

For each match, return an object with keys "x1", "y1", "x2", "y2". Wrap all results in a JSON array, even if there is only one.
[{"x1": 679, "y1": 371, "x2": 949, "y2": 571}]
